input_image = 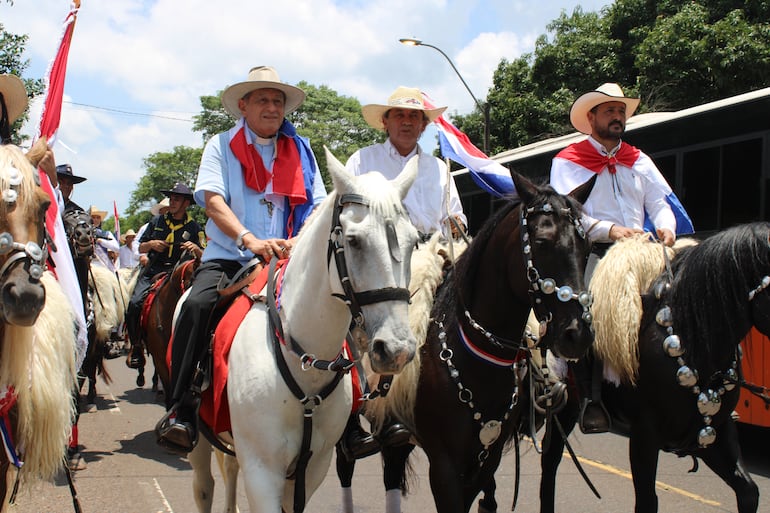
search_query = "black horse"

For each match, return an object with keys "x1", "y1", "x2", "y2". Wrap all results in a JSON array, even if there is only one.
[
  {"x1": 62, "y1": 209, "x2": 111, "y2": 407},
  {"x1": 539, "y1": 223, "x2": 770, "y2": 513},
  {"x1": 338, "y1": 172, "x2": 596, "y2": 513}
]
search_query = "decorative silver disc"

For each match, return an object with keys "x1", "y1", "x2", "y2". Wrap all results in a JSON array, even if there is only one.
[{"x1": 479, "y1": 420, "x2": 502, "y2": 448}]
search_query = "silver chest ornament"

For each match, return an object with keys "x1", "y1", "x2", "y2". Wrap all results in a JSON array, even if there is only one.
[{"x1": 479, "y1": 420, "x2": 502, "y2": 448}]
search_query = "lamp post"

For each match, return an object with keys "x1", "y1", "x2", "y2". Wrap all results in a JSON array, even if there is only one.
[{"x1": 399, "y1": 37, "x2": 490, "y2": 155}]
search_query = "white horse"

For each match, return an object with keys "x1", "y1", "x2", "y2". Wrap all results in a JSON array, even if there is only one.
[{"x1": 188, "y1": 147, "x2": 420, "y2": 513}]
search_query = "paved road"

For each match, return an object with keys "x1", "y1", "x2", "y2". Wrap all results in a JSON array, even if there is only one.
[{"x1": 11, "y1": 357, "x2": 770, "y2": 512}]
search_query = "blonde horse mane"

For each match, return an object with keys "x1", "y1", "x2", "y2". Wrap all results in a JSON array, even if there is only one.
[
  {"x1": 591, "y1": 235, "x2": 697, "y2": 385},
  {"x1": 89, "y1": 264, "x2": 131, "y2": 341},
  {"x1": 0, "y1": 271, "x2": 77, "y2": 482},
  {"x1": 365, "y1": 233, "x2": 468, "y2": 432}
]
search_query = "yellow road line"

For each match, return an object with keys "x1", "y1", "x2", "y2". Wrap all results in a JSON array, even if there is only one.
[{"x1": 565, "y1": 452, "x2": 722, "y2": 507}]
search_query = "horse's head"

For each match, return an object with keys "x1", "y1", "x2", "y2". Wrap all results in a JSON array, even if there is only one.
[
  {"x1": 0, "y1": 140, "x2": 51, "y2": 326},
  {"x1": 325, "y1": 147, "x2": 419, "y2": 374},
  {"x1": 513, "y1": 172, "x2": 595, "y2": 359},
  {"x1": 62, "y1": 208, "x2": 95, "y2": 259}
]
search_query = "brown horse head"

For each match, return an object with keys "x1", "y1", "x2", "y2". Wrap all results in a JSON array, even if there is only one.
[
  {"x1": 63, "y1": 208, "x2": 95, "y2": 259},
  {"x1": 0, "y1": 139, "x2": 51, "y2": 326}
]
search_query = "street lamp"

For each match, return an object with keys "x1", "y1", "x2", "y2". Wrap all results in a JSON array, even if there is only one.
[{"x1": 399, "y1": 37, "x2": 490, "y2": 155}]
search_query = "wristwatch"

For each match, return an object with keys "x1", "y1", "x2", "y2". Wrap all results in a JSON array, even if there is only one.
[{"x1": 235, "y1": 229, "x2": 251, "y2": 251}]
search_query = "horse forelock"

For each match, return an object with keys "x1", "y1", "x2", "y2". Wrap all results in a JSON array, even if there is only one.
[
  {"x1": 0, "y1": 144, "x2": 42, "y2": 220},
  {"x1": 670, "y1": 222, "x2": 770, "y2": 369}
]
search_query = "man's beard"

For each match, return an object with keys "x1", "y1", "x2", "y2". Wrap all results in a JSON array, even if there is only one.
[{"x1": 595, "y1": 121, "x2": 625, "y2": 142}]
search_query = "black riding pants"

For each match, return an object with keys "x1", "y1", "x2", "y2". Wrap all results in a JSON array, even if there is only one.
[{"x1": 169, "y1": 259, "x2": 242, "y2": 408}]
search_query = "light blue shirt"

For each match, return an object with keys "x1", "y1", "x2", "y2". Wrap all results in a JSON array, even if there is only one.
[{"x1": 195, "y1": 123, "x2": 326, "y2": 263}]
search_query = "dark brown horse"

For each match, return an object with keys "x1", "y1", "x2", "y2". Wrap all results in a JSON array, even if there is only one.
[
  {"x1": 0, "y1": 140, "x2": 78, "y2": 508},
  {"x1": 138, "y1": 256, "x2": 198, "y2": 401},
  {"x1": 539, "y1": 224, "x2": 770, "y2": 513},
  {"x1": 340, "y1": 172, "x2": 596, "y2": 513}
]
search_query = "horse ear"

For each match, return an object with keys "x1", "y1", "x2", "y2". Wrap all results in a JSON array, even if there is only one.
[
  {"x1": 568, "y1": 174, "x2": 597, "y2": 205},
  {"x1": 511, "y1": 170, "x2": 539, "y2": 204},
  {"x1": 26, "y1": 137, "x2": 48, "y2": 168},
  {"x1": 324, "y1": 146, "x2": 355, "y2": 193},
  {"x1": 393, "y1": 154, "x2": 419, "y2": 200}
]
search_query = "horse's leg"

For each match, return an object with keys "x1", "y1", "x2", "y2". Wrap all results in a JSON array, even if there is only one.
[
  {"x1": 188, "y1": 437, "x2": 215, "y2": 513},
  {"x1": 477, "y1": 478, "x2": 497, "y2": 513},
  {"x1": 335, "y1": 444, "x2": 356, "y2": 513},
  {"x1": 211, "y1": 447, "x2": 240, "y2": 513},
  {"x1": 425, "y1": 451, "x2": 466, "y2": 513},
  {"x1": 0, "y1": 458, "x2": 9, "y2": 513},
  {"x1": 698, "y1": 420, "x2": 759, "y2": 513},
  {"x1": 382, "y1": 443, "x2": 414, "y2": 513},
  {"x1": 152, "y1": 370, "x2": 159, "y2": 393},
  {"x1": 540, "y1": 392, "x2": 579, "y2": 513},
  {"x1": 628, "y1": 432, "x2": 660, "y2": 513}
]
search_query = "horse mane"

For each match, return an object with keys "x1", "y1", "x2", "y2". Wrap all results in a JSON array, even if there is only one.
[
  {"x1": 90, "y1": 264, "x2": 127, "y2": 342},
  {"x1": 0, "y1": 142, "x2": 42, "y2": 219},
  {"x1": 665, "y1": 222, "x2": 770, "y2": 370},
  {"x1": 0, "y1": 271, "x2": 77, "y2": 482},
  {"x1": 590, "y1": 236, "x2": 696, "y2": 384},
  {"x1": 364, "y1": 234, "x2": 468, "y2": 431}
]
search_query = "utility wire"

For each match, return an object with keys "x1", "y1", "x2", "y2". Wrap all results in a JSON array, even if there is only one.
[{"x1": 64, "y1": 100, "x2": 196, "y2": 122}]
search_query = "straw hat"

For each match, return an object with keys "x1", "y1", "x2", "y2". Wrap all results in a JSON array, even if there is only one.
[
  {"x1": 120, "y1": 229, "x2": 136, "y2": 244},
  {"x1": 88, "y1": 205, "x2": 108, "y2": 220},
  {"x1": 569, "y1": 83, "x2": 640, "y2": 135},
  {"x1": 0, "y1": 74, "x2": 28, "y2": 125},
  {"x1": 221, "y1": 66, "x2": 306, "y2": 118},
  {"x1": 150, "y1": 197, "x2": 170, "y2": 216},
  {"x1": 362, "y1": 86, "x2": 447, "y2": 130}
]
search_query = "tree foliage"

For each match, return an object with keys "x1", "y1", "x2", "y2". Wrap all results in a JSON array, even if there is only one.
[
  {"x1": 452, "y1": 0, "x2": 770, "y2": 153},
  {"x1": 0, "y1": 22, "x2": 44, "y2": 144}
]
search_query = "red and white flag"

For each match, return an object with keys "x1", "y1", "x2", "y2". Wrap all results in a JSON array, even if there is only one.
[
  {"x1": 113, "y1": 200, "x2": 120, "y2": 242},
  {"x1": 34, "y1": 0, "x2": 87, "y2": 367}
]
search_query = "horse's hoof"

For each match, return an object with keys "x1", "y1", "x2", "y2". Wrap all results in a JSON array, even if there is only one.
[
  {"x1": 86, "y1": 403, "x2": 97, "y2": 413},
  {"x1": 136, "y1": 374, "x2": 145, "y2": 387}
]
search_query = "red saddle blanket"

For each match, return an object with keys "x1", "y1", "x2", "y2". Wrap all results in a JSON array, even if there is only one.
[{"x1": 197, "y1": 260, "x2": 362, "y2": 435}]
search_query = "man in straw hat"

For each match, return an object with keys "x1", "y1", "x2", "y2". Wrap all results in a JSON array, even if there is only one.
[
  {"x1": 337, "y1": 87, "x2": 467, "y2": 463},
  {"x1": 156, "y1": 66, "x2": 326, "y2": 453},
  {"x1": 125, "y1": 183, "x2": 205, "y2": 371},
  {"x1": 549, "y1": 83, "x2": 680, "y2": 434},
  {"x1": 89, "y1": 205, "x2": 120, "y2": 272}
]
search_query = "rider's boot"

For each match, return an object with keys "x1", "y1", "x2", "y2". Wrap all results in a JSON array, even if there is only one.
[
  {"x1": 156, "y1": 363, "x2": 205, "y2": 454},
  {"x1": 574, "y1": 357, "x2": 611, "y2": 434},
  {"x1": 338, "y1": 413, "x2": 380, "y2": 462},
  {"x1": 376, "y1": 416, "x2": 412, "y2": 447}
]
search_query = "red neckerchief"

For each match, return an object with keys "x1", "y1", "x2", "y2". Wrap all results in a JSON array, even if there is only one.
[
  {"x1": 229, "y1": 125, "x2": 307, "y2": 206},
  {"x1": 556, "y1": 139, "x2": 640, "y2": 174}
]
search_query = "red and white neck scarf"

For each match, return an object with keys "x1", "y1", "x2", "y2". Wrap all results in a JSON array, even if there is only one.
[
  {"x1": 228, "y1": 118, "x2": 307, "y2": 206},
  {"x1": 556, "y1": 139, "x2": 640, "y2": 174}
]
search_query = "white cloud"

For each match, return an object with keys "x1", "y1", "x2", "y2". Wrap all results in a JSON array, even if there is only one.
[{"x1": 2, "y1": 0, "x2": 611, "y2": 217}]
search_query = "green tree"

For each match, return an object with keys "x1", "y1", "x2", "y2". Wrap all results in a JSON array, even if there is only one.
[
  {"x1": 0, "y1": 22, "x2": 44, "y2": 143},
  {"x1": 452, "y1": 0, "x2": 770, "y2": 152},
  {"x1": 191, "y1": 92, "x2": 233, "y2": 144},
  {"x1": 125, "y1": 145, "x2": 205, "y2": 226}
]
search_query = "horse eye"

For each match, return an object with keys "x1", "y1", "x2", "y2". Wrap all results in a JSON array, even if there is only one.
[{"x1": 345, "y1": 235, "x2": 361, "y2": 249}]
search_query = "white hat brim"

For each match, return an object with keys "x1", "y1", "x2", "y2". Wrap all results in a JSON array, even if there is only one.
[
  {"x1": 221, "y1": 81, "x2": 306, "y2": 119},
  {"x1": 570, "y1": 91, "x2": 640, "y2": 135}
]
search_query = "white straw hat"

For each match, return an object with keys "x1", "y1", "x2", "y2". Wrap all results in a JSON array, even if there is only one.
[
  {"x1": 0, "y1": 74, "x2": 28, "y2": 125},
  {"x1": 362, "y1": 86, "x2": 447, "y2": 130},
  {"x1": 569, "y1": 83, "x2": 640, "y2": 135},
  {"x1": 221, "y1": 66, "x2": 305, "y2": 118}
]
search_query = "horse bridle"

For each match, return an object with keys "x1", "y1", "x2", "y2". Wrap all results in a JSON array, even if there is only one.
[
  {"x1": 520, "y1": 201, "x2": 593, "y2": 339},
  {"x1": 328, "y1": 192, "x2": 411, "y2": 349},
  {"x1": 0, "y1": 165, "x2": 48, "y2": 283}
]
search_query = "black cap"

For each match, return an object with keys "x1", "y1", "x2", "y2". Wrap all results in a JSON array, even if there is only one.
[
  {"x1": 56, "y1": 164, "x2": 87, "y2": 184},
  {"x1": 159, "y1": 182, "x2": 194, "y2": 200}
]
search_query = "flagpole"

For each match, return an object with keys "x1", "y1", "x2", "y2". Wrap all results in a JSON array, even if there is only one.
[{"x1": 444, "y1": 157, "x2": 455, "y2": 264}]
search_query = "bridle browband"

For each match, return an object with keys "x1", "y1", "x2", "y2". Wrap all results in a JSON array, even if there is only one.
[
  {"x1": 520, "y1": 201, "x2": 593, "y2": 339},
  {"x1": 0, "y1": 165, "x2": 48, "y2": 284}
]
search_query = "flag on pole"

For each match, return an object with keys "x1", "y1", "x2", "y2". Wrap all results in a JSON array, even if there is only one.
[
  {"x1": 421, "y1": 92, "x2": 515, "y2": 198},
  {"x1": 113, "y1": 200, "x2": 120, "y2": 242},
  {"x1": 34, "y1": 0, "x2": 87, "y2": 368}
]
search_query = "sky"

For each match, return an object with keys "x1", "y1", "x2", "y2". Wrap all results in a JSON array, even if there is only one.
[{"x1": 2, "y1": 0, "x2": 612, "y2": 223}]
